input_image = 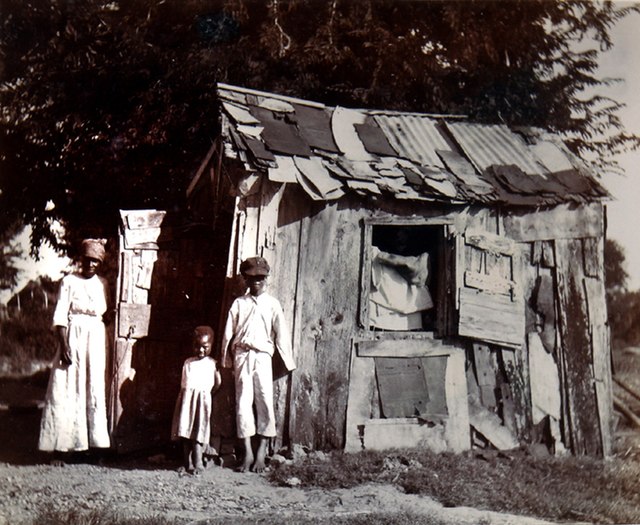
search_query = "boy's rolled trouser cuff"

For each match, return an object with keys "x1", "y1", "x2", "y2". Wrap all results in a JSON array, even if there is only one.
[{"x1": 234, "y1": 349, "x2": 276, "y2": 438}]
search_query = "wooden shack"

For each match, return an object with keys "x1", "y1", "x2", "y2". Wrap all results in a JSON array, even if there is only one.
[{"x1": 113, "y1": 82, "x2": 613, "y2": 457}]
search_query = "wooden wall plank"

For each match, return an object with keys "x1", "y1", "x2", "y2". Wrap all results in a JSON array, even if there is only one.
[
  {"x1": 509, "y1": 242, "x2": 534, "y2": 441},
  {"x1": 238, "y1": 191, "x2": 261, "y2": 260},
  {"x1": 458, "y1": 288, "x2": 525, "y2": 347},
  {"x1": 363, "y1": 418, "x2": 448, "y2": 452},
  {"x1": 375, "y1": 357, "x2": 430, "y2": 418},
  {"x1": 541, "y1": 241, "x2": 555, "y2": 268},
  {"x1": 503, "y1": 202, "x2": 604, "y2": 242},
  {"x1": 582, "y1": 237, "x2": 601, "y2": 278},
  {"x1": 464, "y1": 270, "x2": 515, "y2": 295},
  {"x1": 289, "y1": 200, "x2": 362, "y2": 449},
  {"x1": 584, "y1": 275, "x2": 613, "y2": 456},
  {"x1": 473, "y1": 344, "x2": 497, "y2": 409},
  {"x1": 555, "y1": 238, "x2": 602, "y2": 456},
  {"x1": 465, "y1": 229, "x2": 515, "y2": 255},
  {"x1": 268, "y1": 184, "x2": 306, "y2": 451},
  {"x1": 123, "y1": 210, "x2": 167, "y2": 230},
  {"x1": 344, "y1": 347, "x2": 377, "y2": 452},
  {"x1": 443, "y1": 347, "x2": 470, "y2": 452},
  {"x1": 422, "y1": 355, "x2": 448, "y2": 416},
  {"x1": 357, "y1": 336, "x2": 454, "y2": 358}
]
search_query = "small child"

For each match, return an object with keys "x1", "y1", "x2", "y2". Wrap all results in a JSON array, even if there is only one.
[{"x1": 171, "y1": 325, "x2": 221, "y2": 475}]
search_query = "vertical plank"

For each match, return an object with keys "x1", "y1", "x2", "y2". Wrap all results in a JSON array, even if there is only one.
[
  {"x1": 256, "y1": 180, "x2": 285, "y2": 259},
  {"x1": 289, "y1": 200, "x2": 362, "y2": 449},
  {"x1": 422, "y1": 355, "x2": 448, "y2": 415},
  {"x1": 270, "y1": 185, "x2": 306, "y2": 451},
  {"x1": 541, "y1": 241, "x2": 555, "y2": 268},
  {"x1": 582, "y1": 237, "x2": 601, "y2": 278},
  {"x1": 443, "y1": 347, "x2": 470, "y2": 452},
  {"x1": 501, "y1": 347, "x2": 531, "y2": 442},
  {"x1": 344, "y1": 348, "x2": 377, "y2": 452},
  {"x1": 584, "y1": 275, "x2": 613, "y2": 456},
  {"x1": 555, "y1": 238, "x2": 602, "y2": 456},
  {"x1": 239, "y1": 191, "x2": 262, "y2": 261},
  {"x1": 473, "y1": 344, "x2": 497, "y2": 409}
]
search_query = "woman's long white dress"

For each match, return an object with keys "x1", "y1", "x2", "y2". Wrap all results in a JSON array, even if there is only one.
[{"x1": 38, "y1": 273, "x2": 111, "y2": 451}]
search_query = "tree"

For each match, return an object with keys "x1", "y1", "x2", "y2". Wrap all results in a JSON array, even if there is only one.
[
  {"x1": 1, "y1": 0, "x2": 639, "y2": 254},
  {"x1": 604, "y1": 239, "x2": 640, "y2": 348},
  {"x1": 604, "y1": 238, "x2": 628, "y2": 294},
  {"x1": 0, "y1": 222, "x2": 22, "y2": 291}
]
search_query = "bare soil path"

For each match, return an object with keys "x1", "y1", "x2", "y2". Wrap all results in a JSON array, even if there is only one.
[
  {"x1": 0, "y1": 459, "x2": 557, "y2": 525},
  {"x1": 0, "y1": 405, "x2": 559, "y2": 525}
]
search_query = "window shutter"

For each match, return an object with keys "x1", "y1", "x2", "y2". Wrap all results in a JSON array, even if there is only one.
[{"x1": 454, "y1": 229, "x2": 524, "y2": 347}]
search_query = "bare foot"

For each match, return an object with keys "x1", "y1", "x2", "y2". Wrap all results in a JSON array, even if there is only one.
[
  {"x1": 237, "y1": 455, "x2": 253, "y2": 472},
  {"x1": 193, "y1": 467, "x2": 204, "y2": 476},
  {"x1": 250, "y1": 459, "x2": 266, "y2": 473},
  {"x1": 251, "y1": 436, "x2": 268, "y2": 473},
  {"x1": 237, "y1": 437, "x2": 254, "y2": 472}
]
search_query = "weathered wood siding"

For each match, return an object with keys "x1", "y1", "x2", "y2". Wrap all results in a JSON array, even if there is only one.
[
  {"x1": 289, "y1": 199, "x2": 362, "y2": 449},
  {"x1": 223, "y1": 186, "x2": 610, "y2": 456}
]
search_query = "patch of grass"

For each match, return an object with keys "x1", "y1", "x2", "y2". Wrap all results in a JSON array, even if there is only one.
[
  {"x1": 0, "y1": 306, "x2": 57, "y2": 376},
  {"x1": 269, "y1": 448, "x2": 640, "y2": 524},
  {"x1": 34, "y1": 507, "x2": 180, "y2": 525}
]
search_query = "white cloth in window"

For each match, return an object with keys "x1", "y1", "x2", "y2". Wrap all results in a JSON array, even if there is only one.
[{"x1": 370, "y1": 247, "x2": 433, "y2": 330}]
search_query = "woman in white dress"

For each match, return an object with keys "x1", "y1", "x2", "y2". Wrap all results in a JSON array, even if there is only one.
[{"x1": 38, "y1": 239, "x2": 111, "y2": 459}]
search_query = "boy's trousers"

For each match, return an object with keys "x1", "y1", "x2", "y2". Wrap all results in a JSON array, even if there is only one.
[{"x1": 234, "y1": 348, "x2": 276, "y2": 438}]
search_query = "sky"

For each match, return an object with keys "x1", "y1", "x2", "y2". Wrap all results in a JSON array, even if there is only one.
[
  {"x1": 597, "y1": 5, "x2": 640, "y2": 290},
  {"x1": 2, "y1": 3, "x2": 640, "y2": 304}
]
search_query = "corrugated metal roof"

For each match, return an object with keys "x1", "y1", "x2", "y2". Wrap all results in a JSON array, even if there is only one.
[
  {"x1": 216, "y1": 84, "x2": 608, "y2": 206},
  {"x1": 446, "y1": 122, "x2": 544, "y2": 175},
  {"x1": 374, "y1": 114, "x2": 448, "y2": 168}
]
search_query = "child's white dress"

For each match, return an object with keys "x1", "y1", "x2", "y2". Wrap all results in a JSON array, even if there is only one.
[{"x1": 171, "y1": 356, "x2": 217, "y2": 444}]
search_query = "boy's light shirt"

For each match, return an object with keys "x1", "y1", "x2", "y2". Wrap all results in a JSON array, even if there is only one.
[{"x1": 221, "y1": 292, "x2": 296, "y2": 372}]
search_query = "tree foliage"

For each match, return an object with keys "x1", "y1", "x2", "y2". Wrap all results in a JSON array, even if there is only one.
[
  {"x1": 604, "y1": 239, "x2": 640, "y2": 348},
  {"x1": 0, "y1": 222, "x2": 23, "y2": 290},
  {"x1": 1, "y1": 0, "x2": 639, "y2": 253}
]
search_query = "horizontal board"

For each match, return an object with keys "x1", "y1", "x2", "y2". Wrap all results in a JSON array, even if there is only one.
[
  {"x1": 465, "y1": 229, "x2": 515, "y2": 256},
  {"x1": 118, "y1": 303, "x2": 151, "y2": 338},
  {"x1": 123, "y1": 227, "x2": 162, "y2": 249},
  {"x1": 357, "y1": 337, "x2": 454, "y2": 358},
  {"x1": 464, "y1": 270, "x2": 515, "y2": 296},
  {"x1": 503, "y1": 202, "x2": 604, "y2": 242},
  {"x1": 363, "y1": 418, "x2": 448, "y2": 452},
  {"x1": 458, "y1": 287, "x2": 524, "y2": 347},
  {"x1": 122, "y1": 210, "x2": 167, "y2": 230}
]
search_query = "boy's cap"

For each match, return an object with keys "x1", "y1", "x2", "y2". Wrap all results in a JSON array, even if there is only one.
[{"x1": 240, "y1": 256, "x2": 270, "y2": 276}]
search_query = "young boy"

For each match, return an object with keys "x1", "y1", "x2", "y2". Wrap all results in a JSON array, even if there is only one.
[{"x1": 221, "y1": 256, "x2": 296, "y2": 472}]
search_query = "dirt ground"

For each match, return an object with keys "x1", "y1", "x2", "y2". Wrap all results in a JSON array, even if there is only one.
[
  {"x1": 3, "y1": 350, "x2": 639, "y2": 525},
  {"x1": 0, "y1": 393, "x2": 559, "y2": 525}
]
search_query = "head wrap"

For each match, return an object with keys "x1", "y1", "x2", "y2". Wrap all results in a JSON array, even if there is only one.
[{"x1": 81, "y1": 238, "x2": 106, "y2": 262}]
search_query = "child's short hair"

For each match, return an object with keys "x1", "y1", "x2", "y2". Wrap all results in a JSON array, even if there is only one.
[{"x1": 193, "y1": 325, "x2": 214, "y2": 340}]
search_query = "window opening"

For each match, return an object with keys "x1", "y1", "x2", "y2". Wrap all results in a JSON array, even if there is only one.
[{"x1": 369, "y1": 225, "x2": 442, "y2": 332}]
